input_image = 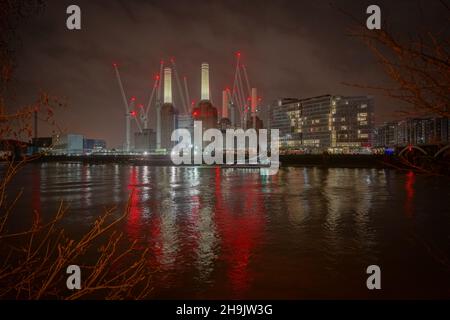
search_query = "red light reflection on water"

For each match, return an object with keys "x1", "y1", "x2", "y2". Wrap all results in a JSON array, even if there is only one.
[
  {"x1": 123, "y1": 167, "x2": 266, "y2": 295},
  {"x1": 126, "y1": 166, "x2": 141, "y2": 242},
  {"x1": 404, "y1": 171, "x2": 415, "y2": 217},
  {"x1": 214, "y1": 168, "x2": 265, "y2": 296}
]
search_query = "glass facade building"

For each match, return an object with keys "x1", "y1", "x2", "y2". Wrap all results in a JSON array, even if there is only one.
[{"x1": 270, "y1": 95, "x2": 375, "y2": 152}]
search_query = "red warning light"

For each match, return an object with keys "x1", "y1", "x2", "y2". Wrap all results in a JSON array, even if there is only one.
[
  {"x1": 112, "y1": 62, "x2": 118, "y2": 67},
  {"x1": 130, "y1": 111, "x2": 137, "y2": 117},
  {"x1": 131, "y1": 97, "x2": 136, "y2": 101},
  {"x1": 236, "y1": 51, "x2": 241, "y2": 57},
  {"x1": 192, "y1": 110, "x2": 200, "y2": 117}
]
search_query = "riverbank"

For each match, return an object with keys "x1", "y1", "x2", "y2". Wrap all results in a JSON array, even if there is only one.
[{"x1": 18, "y1": 153, "x2": 399, "y2": 169}]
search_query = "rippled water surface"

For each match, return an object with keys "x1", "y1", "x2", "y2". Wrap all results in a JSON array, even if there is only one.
[{"x1": 5, "y1": 163, "x2": 450, "y2": 299}]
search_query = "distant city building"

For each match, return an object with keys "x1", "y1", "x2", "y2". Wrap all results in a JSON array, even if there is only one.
[
  {"x1": 332, "y1": 95, "x2": 374, "y2": 149},
  {"x1": 374, "y1": 122, "x2": 397, "y2": 147},
  {"x1": 134, "y1": 128, "x2": 156, "y2": 152},
  {"x1": 270, "y1": 95, "x2": 374, "y2": 152},
  {"x1": 300, "y1": 95, "x2": 334, "y2": 149},
  {"x1": 83, "y1": 138, "x2": 106, "y2": 153},
  {"x1": 32, "y1": 137, "x2": 53, "y2": 152},
  {"x1": 270, "y1": 98, "x2": 302, "y2": 149},
  {"x1": 52, "y1": 134, "x2": 84, "y2": 154},
  {"x1": 375, "y1": 117, "x2": 449, "y2": 147}
]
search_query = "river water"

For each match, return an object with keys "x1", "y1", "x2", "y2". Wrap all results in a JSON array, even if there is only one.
[{"x1": 4, "y1": 163, "x2": 450, "y2": 299}]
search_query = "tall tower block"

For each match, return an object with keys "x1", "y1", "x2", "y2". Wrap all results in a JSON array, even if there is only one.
[{"x1": 201, "y1": 63, "x2": 210, "y2": 100}]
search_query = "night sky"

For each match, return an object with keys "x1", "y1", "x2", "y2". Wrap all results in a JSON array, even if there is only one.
[{"x1": 9, "y1": 0, "x2": 447, "y2": 148}]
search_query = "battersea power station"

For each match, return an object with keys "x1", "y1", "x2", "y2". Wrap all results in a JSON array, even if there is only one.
[{"x1": 112, "y1": 55, "x2": 263, "y2": 154}]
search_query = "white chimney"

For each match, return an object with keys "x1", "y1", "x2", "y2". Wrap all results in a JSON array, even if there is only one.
[
  {"x1": 222, "y1": 90, "x2": 229, "y2": 119},
  {"x1": 201, "y1": 63, "x2": 210, "y2": 100},
  {"x1": 164, "y1": 67, "x2": 172, "y2": 103},
  {"x1": 251, "y1": 87, "x2": 257, "y2": 113}
]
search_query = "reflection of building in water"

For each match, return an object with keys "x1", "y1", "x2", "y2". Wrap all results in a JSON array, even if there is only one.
[
  {"x1": 323, "y1": 168, "x2": 376, "y2": 254},
  {"x1": 214, "y1": 169, "x2": 265, "y2": 295},
  {"x1": 404, "y1": 171, "x2": 415, "y2": 217},
  {"x1": 282, "y1": 168, "x2": 311, "y2": 225},
  {"x1": 194, "y1": 204, "x2": 218, "y2": 281},
  {"x1": 125, "y1": 166, "x2": 180, "y2": 271},
  {"x1": 126, "y1": 166, "x2": 142, "y2": 241},
  {"x1": 157, "y1": 199, "x2": 179, "y2": 268}
]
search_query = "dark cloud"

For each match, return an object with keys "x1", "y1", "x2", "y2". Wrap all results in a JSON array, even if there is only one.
[{"x1": 10, "y1": 0, "x2": 447, "y2": 147}]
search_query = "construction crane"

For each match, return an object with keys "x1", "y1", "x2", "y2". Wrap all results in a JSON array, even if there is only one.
[
  {"x1": 141, "y1": 74, "x2": 159, "y2": 129},
  {"x1": 170, "y1": 57, "x2": 189, "y2": 115},
  {"x1": 183, "y1": 76, "x2": 191, "y2": 113},
  {"x1": 129, "y1": 97, "x2": 142, "y2": 134},
  {"x1": 228, "y1": 52, "x2": 260, "y2": 129},
  {"x1": 113, "y1": 63, "x2": 132, "y2": 152}
]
